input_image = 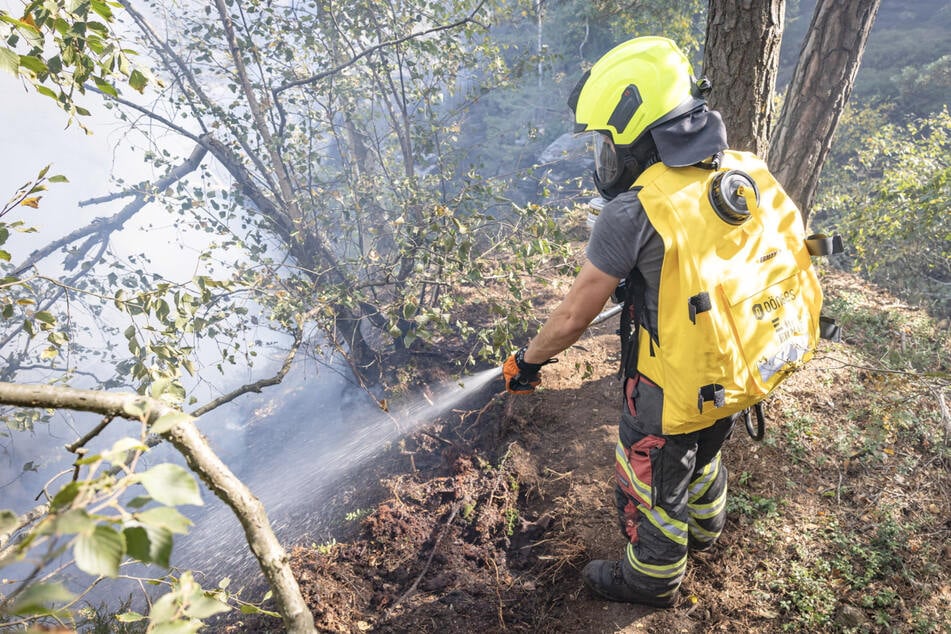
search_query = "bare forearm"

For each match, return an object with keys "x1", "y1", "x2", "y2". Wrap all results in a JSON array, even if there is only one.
[
  {"x1": 519, "y1": 260, "x2": 619, "y2": 365},
  {"x1": 523, "y1": 307, "x2": 591, "y2": 363}
]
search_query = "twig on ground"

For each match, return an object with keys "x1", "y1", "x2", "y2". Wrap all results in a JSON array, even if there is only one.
[
  {"x1": 935, "y1": 389, "x2": 950, "y2": 447},
  {"x1": 486, "y1": 555, "x2": 507, "y2": 630},
  {"x1": 384, "y1": 503, "x2": 461, "y2": 618}
]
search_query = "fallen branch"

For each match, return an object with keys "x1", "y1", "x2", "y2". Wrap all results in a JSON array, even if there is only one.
[
  {"x1": 936, "y1": 389, "x2": 950, "y2": 447},
  {"x1": 384, "y1": 502, "x2": 460, "y2": 618}
]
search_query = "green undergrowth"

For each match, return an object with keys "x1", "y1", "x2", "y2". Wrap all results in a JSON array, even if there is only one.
[{"x1": 730, "y1": 274, "x2": 950, "y2": 632}]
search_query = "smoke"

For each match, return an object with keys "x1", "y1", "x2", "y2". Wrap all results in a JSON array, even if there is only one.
[{"x1": 171, "y1": 366, "x2": 503, "y2": 581}]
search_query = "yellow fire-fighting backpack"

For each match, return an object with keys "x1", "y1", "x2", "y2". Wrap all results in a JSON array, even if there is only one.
[{"x1": 619, "y1": 149, "x2": 840, "y2": 436}]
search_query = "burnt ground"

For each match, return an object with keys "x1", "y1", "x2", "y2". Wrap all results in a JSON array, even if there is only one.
[{"x1": 217, "y1": 269, "x2": 950, "y2": 634}]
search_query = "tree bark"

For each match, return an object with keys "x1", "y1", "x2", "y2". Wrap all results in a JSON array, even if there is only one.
[
  {"x1": 703, "y1": 0, "x2": 785, "y2": 157},
  {"x1": 768, "y1": 0, "x2": 881, "y2": 224},
  {"x1": 0, "y1": 382, "x2": 316, "y2": 634}
]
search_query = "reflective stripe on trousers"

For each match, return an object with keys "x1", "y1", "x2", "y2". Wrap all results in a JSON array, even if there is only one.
[{"x1": 615, "y1": 414, "x2": 734, "y2": 599}]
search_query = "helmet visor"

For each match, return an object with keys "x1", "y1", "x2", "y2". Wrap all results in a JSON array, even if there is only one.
[{"x1": 593, "y1": 134, "x2": 620, "y2": 187}]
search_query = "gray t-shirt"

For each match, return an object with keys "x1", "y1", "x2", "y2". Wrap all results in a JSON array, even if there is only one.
[{"x1": 585, "y1": 189, "x2": 664, "y2": 322}]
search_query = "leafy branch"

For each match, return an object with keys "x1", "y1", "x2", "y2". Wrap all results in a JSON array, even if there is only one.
[{"x1": 0, "y1": 381, "x2": 315, "y2": 633}]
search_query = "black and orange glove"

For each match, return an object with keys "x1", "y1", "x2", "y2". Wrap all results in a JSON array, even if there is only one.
[{"x1": 502, "y1": 346, "x2": 557, "y2": 394}]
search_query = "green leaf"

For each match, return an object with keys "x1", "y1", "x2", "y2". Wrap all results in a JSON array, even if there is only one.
[
  {"x1": 116, "y1": 611, "x2": 146, "y2": 623},
  {"x1": 47, "y1": 330, "x2": 69, "y2": 345},
  {"x1": 137, "y1": 506, "x2": 193, "y2": 534},
  {"x1": 6, "y1": 581, "x2": 74, "y2": 616},
  {"x1": 35, "y1": 84, "x2": 58, "y2": 100},
  {"x1": 150, "y1": 620, "x2": 203, "y2": 634},
  {"x1": 18, "y1": 55, "x2": 47, "y2": 75},
  {"x1": 149, "y1": 378, "x2": 172, "y2": 398},
  {"x1": 184, "y1": 591, "x2": 230, "y2": 620},
  {"x1": 46, "y1": 54, "x2": 63, "y2": 75},
  {"x1": 151, "y1": 411, "x2": 193, "y2": 435},
  {"x1": 239, "y1": 603, "x2": 281, "y2": 617},
  {"x1": 0, "y1": 509, "x2": 17, "y2": 534},
  {"x1": 34, "y1": 310, "x2": 55, "y2": 324},
  {"x1": 104, "y1": 436, "x2": 148, "y2": 464},
  {"x1": 50, "y1": 481, "x2": 82, "y2": 510},
  {"x1": 90, "y1": 0, "x2": 115, "y2": 20},
  {"x1": 53, "y1": 509, "x2": 95, "y2": 535},
  {"x1": 48, "y1": 174, "x2": 69, "y2": 183},
  {"x1": 137, "y1": 464, "x2": 203, "y2": 507},
  {"x1": 93, "y1": 75, "x2": 118, "y2": 97},
  {"x1": 0, "y1": 47, "x2": 19, "y2": 76},
  {"x1": 126, "y1": 496, "x2": 151, "y2": 509},
  {"x1": 129, "y1": 68, "x2": 147, "y2": 93},
  {"x1": 122, "y1": 399, "x2": 147, "y2": 419},
  {"x1": 148, "y1": 592, "x2": 180, "y2": 627},
  {"x1": 74, "y1": 524, "x2": 125, "y2": 577},
  {"x1": 124, "y1": 522, "x2": 173, "y2": 567},
  {"x1": 75, "y1": 451, "x2": 104, "y2": 465}
]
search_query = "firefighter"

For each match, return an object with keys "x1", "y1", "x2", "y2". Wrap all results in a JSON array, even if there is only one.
[{"x1": 502, "y1": 36, "x2": 740, "y2": 607}]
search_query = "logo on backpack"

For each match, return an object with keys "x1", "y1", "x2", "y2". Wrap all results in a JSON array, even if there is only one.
[{"x1": 752, "y1": 288, "x2": 799, "y2": 320}]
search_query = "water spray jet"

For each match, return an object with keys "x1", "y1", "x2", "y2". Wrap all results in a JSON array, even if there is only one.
[{"x1": 174, "y1": 303, "x2": 624, "y2": 581}]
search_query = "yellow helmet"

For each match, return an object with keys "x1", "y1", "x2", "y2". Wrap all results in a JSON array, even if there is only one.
[{"x1": 568, "y1": 37, "x2": 706, "y2": 146}]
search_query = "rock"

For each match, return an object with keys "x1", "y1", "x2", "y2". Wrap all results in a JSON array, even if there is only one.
[
  {"x1": 537, "y1": 132, "x2": 589, "y2": 164},
  {"x1": 835, "y1": 604, "x2": 868, "y2": 628}
]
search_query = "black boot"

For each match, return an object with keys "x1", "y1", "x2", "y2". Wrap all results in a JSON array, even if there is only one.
[
  {"x1": 688, "y1": 534, "x2": 717, "y2": 552},
  {"x1": 581, "y1": 560, "x2": 676, "y2": 607}
]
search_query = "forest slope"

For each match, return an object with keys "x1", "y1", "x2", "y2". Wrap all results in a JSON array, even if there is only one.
[{"x1": 220, "y1": 263, "x2": 950, "y2": 634}]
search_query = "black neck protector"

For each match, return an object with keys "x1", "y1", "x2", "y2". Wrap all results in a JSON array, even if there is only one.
[{"x1": 594, "y1": 137, "x2": 660, "y2": 201}]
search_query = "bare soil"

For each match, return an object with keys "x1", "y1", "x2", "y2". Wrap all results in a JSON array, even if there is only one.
[{"x1": 219, "y1": 268, "x2": 951, "y2": 634}]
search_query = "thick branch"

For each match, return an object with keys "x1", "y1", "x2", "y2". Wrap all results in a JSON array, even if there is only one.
[
  {"x1": 200, "y1": 136, "x2": 349, "y2": 289},
  {"x1": 200, "y1": 135, "x2": 295, "y2": 240},
  {"x1": 0, "y1": 382, "x2": 315, "y2": 633},
  {"x1": 191, "y1": 329, "x2": 302, "y2": 417},
  {"x1": 116, "y1": 0, "x2": 280, "y2": 196},
  {"x1": 14, "y1": 144, "x2": 208, "y2": 276},
  {"x1": 78, "y1": 189, "x2": 138, "y2": 207},
  {"x1": 213, "y1": 0, "x2": 300, "y2": 219}
]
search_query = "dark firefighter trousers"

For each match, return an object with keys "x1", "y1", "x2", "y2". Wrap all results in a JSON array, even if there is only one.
[{"x1": 613, "y1": 378, "x2": 736, "y2": 601}]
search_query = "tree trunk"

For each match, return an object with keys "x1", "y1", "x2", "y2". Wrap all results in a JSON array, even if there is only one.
[
  {"x1": 703, "y1": 0, "x2": 785, "y2": 157},
  {"x1": 768, "y1": 0, "x2": 881, "y2": 225}
]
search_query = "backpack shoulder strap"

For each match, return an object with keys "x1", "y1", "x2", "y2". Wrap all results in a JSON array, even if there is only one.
[{"x1": 618, "y1": 268, "x2": 655, "y2": 379}]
